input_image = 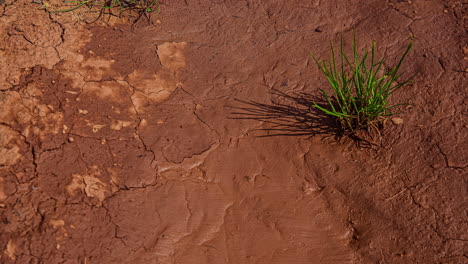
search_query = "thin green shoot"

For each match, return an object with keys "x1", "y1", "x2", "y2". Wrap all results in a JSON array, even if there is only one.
[{"x1": 310, "y1": 35, "x2": 413, "y2": 134}]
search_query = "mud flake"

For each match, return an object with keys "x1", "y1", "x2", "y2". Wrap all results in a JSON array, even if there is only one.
[
  {"x1": 49, "y1": 219, "x2": 65, "y2": 229},
  {"x1": 6, "y1": 14, "x2": 62, "y2": 47},
  {"x1": 157, "y1": 42, "x2": 188, "y2": 72},
  {"x1": 131, "y1": 90, "x2": 172, "y2": 112},
  {"x1": 58, "y1": 26, "x2": 123, "y2": 82},
  {"x1": 32, "y1": 113, "x2": 65, "y2": 138},
  {"x1": 0, "y1": 177, "x2": 7, "y2": 202},
  {"x1": 127, "y1": 70, "x2": 178, "y2": 95},
  {"x1": 127, "y1": 69, "x2": 180, "y2": 110},
  {"x1": 66, "y1": 174, "x2": 85, "y2": 195},
  {"x1": 91, "y1": 124, "x2": 106, "y2": 133},
  {"x1": 81, "y1": 81, "x2": 132, "y2": 103},
  {"x1": 79, "y1": 56, "x2": 120, "y2": 81},
  {"x1": 158, "y1": 143, "x2": 220, "y2": 177},
  {"x1": 83, "y1": 175, "x2": 108, "y2": 204},
  {"x1": 66, "y1": 167, "x2": 116, "y2": 205},
  {"x1": 110, "y1": 120, "x2": 132, "y2": 131},
  {"x1": 302, "y1": 180, "x2": 322, "y2": 195},
  {"x1": 0, "y1": 47, "x2": 58, "y2": 89},
  {"x1": 0, "y1": 90, "x2": 64, "y2": 140},
  {"x1": 4, "y1": 240, "x2": 16, "y2": 261},
  {"x1": 67, "y1": 173, "x2": 109, "y2": 201},
  {"x1": 49, "y1": 219, "x2": 69, "y2": 241},
  {"x1": 62, "y1": 124, "x2": 70, "y2": 134},
  {"x1": 106, "y1": 167, "x2": 120, "y2": 187},
  {"x1": 0, "y1": 125, "x2": 24, "y2": 166}
]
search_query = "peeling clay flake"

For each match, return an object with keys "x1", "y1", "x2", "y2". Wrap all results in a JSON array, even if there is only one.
[
  {"x1": 83, "y1": 175, "x2": 108, "y2": 204},
  {"x1": 110, "y1": 120, "x2": 132, "y2": 131},
  {"x1": 49, "y1": 219, "x2": 65, "y2": 228},
  {"x1": 0, "y1": 177, "x2": 7, "y2": 202},
  {"x1": 92, "y1": 124, "x2": 106, "y2": 133},
  {"x1": 66, "y1": 173, "x2": 110, "y2": 205},
  {"x1": 157, "y1": 42, "x2": 187, "y2": 71},
  {"x1": 66, "y1": 174, "x2": 85, "y2": 195},
  {"x1": 5, "y1": 240, "x2": 16, "y2": 260}
]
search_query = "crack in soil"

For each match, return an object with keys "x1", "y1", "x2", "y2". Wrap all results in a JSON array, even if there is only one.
[{"x1": 436, "y1": 144, "x2": 467, "y2": 170}]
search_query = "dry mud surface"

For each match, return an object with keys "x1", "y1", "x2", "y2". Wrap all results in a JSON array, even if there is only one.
[{"x1": 0, "y1": 0, "x2": 467, "y2": 263}]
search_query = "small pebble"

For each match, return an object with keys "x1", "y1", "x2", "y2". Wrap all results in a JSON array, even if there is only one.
[{"x1": 391, "y1": 117, "x2": 404, "y2": 125}]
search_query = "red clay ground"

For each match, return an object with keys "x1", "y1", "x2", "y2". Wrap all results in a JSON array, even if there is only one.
[{"x1": 0, "y1": 0, "x2": 466, "y2": 263}]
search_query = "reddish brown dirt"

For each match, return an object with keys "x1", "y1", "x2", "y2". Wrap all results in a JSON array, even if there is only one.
[{"x1": 1, "y1": 0, "x2": 467, "y2": 263}]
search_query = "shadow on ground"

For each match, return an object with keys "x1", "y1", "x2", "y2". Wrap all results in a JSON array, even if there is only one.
[{"x1": 230, "y1": 89, "x2": 340, "y2": 137}]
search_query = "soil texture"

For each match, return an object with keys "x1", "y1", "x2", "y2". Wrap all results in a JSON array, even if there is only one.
[{"x1": 0, "y1": 0, "x2": 466, "y2": 263}]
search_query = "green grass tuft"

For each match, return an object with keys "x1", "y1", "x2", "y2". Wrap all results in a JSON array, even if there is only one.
[{"x1": 310, "y1": 34, "x2": 413, "y2": 134}]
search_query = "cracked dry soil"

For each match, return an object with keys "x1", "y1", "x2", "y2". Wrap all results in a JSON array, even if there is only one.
[{"x1": 0, "y1": 0, "x2": 467, "y2": 263}]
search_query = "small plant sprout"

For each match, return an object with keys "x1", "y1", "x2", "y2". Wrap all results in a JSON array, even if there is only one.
[{"x1": 310, "y1": 35, "x2": 413, "y2": 135}]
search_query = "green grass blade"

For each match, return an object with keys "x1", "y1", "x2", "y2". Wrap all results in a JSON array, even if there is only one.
[{"x1": 311, "y1": 35, "x2": 413, "y2": 133}]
